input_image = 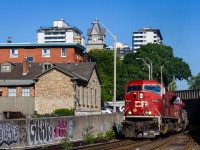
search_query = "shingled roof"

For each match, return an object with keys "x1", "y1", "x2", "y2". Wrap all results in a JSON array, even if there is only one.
[{"x1": 0, "y1": 62, "x2": 101, "y2": 85}]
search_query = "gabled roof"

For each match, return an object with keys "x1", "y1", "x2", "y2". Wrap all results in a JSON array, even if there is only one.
[
  {"x1": 87, "y1": 19, "x2": 106, "y2": 38},
  {"x1": 0, "y1": 62, "x2": 102, "y2": 85}
]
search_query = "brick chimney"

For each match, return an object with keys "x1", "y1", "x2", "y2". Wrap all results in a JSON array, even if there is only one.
[
  {"x1": 7, "y1": 37, "x2": 12, "y2": 43},
  {"x1": 23, "y1": 57, "x2": 29, "y2": 75}
]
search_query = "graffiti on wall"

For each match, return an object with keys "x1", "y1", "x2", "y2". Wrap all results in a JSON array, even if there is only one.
[
  {"x1": 53, "y1": 119, "x2": 67, "y2": 140},
  {"x1": 0, "y1": 120, "x2": 26, "y2": 147},
  {"x1": 29, "y1": 119, "x2": 52, "y2": 145},
  {"x1": 68, "y1": 119, "x2": 74, "y2": 139}
]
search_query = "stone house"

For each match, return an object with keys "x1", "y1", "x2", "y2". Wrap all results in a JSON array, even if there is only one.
[{"x1": 0, "y1": 58, "x2": 102, "y2": 117}]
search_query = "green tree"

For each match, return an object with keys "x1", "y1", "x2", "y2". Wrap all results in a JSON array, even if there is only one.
[
  {"x1": 89, "y1": 44, "x2": 191, "y2": 101},
  {"x1": 188, "y1": 73, "x2": 200, "y2": 89},
  {"x1": 89, "y1": 49, "x2": 121, "y2": 101},
  {"x1": 122, "y1": 43, "x2": 191, "y2": 88}
]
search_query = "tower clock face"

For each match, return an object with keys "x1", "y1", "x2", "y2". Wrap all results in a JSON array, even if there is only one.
[{"x1": 92, "y1": 37, "x2": 97, "y2": 42}]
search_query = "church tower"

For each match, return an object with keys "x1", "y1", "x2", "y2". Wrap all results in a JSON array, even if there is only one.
[{"x1": 86, "y1": 19, "x2": 106, "y2": 52}]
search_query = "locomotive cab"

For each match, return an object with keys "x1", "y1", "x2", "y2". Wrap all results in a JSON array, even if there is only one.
[
  {"x1": 122, "y1": 80, "x2": 188, "y2": 138},
  {"x1": 123, "y1": 80, "x2": 163, "y2": 138}
]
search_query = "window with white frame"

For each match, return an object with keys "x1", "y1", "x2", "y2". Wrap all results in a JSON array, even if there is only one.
[
  {"x1": 22, "y1": 88, "x2": 30, "y2": 96},
  {"x1": 2, "y1": 65, "x2": 10, "y2": 72},
  {"x1": 61, "y1": 48, "x2": 66, "y2": 57},
  {"x1": 42, "y1": 48, "x2": 50, "y2": 57},
  {"x1": 43, "y1": 62, "x2": 53, "y2": 71},
  {"x1": 10, "y1": 49, "x2": 18, "y2": 58},
  {"x1": 8, "y1": 88, "x2": 16, "y2": 96}
]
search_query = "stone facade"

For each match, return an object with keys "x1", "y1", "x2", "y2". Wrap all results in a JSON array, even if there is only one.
[
  {"x1": 35, "y1": 69, "x2": 75, "y2": 114},
  {"x1": 0, "y1": 61, "x2": 101, "y2": 116},
  {"x1": 86, "y1": 19, "x2": 106, "y2": 52},
  {"x1": 35, "y1": 68, "x2": 101, "y2": 115},
  {"x1": 75, "y1": 68, "x2": 101, "y2": 115}
]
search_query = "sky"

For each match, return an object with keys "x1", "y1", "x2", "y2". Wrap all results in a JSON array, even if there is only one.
[{"x1": 0, "y1": 0, "x2": 200, "y2": 90}]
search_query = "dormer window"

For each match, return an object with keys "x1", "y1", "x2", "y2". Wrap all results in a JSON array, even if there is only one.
[
  {"x1": 10, "y1": 48, "x2": 18, "y2": 58},
  {"x1": 43, "y1": 62, "x2": 53, "y2": 71},
  {"x1": 1, "y1": 62, "x2": 11, "y2": 72}
]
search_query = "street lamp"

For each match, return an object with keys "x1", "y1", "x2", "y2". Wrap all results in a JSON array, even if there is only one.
[
  {"x1": 161, "y1": 61, "x2": 169, "y2": 86},
  {"x1": 145, "y1": 57, "x2": 153, "y2": 80},
  {"x1": 99, "y1": 21, "x2": 117, "y2": 112},
  {"x1": 136, "y1": 58, "x2": 150, "y2": 80}
]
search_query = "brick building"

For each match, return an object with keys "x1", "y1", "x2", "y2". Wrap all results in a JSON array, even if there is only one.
[
  {"x1": 0, "y1": 42, "x2": 89, "y2": 63},
  {"x1": 0, "y1": 59, "x2": 102, "y2": 116}
]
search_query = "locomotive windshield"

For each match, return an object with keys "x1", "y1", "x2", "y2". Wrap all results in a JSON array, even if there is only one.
[
  {"x1": 126, "y1": 85, "x2": 142, "y2": 93},
  {"x1": 144, "y1": 85, "x2": 161, "y2": 94}
]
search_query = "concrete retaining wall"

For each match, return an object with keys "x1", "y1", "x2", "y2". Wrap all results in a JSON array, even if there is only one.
[
  {"x1": 0, "y1": 113, "x2": 123, "y2": 149},
  {"x1": 0, "y1": 97, "x2": 35, "y2": 120}
]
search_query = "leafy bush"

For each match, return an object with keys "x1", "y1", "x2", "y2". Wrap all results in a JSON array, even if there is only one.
[
  {"x1": 105, "y1": 128, "x2": 115, "y2": 139},
  {"x1": 96, "y1": 132, "x2": 104, "y2": 141},
  {"x1": 53, "y1": 108, "x2": 74, "y2": 116},
  {"x1": 82, "y1": 125, "x2": 96, "y2": 144},
  {"x1": 61, "y1": 134, "x2": 73, "y2": 150}
]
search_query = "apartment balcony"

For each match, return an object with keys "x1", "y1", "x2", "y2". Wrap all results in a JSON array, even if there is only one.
[
  {"x1": 134, "y1": 42, "x2": 144, "y2": 45},
  {"x1": 133, "y1": 34, "x2": 144, "y2": 37},
  {"x1": 44, "y1": 34, "x2": 65, "y2": 37},
  {"x1": 45, "y1": 39, "x2": 66, "y2": 42}
]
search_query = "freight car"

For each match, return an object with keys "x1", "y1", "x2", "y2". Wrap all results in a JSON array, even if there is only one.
[{"x1": 122, "y1": 80, "x2": 188, "y2": 138}]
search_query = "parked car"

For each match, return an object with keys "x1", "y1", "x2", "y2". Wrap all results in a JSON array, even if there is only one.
[
  {"x1": 104, "y1": 106, "x2": 120, "y2": 112},
  {"x1": 101, "y1": 107, "x2": 113, "y2": 114},
  {"x1": 119, "y1": 106, "x2": 125, "y2": 112}
]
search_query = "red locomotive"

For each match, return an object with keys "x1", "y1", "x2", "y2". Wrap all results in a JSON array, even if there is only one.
[{"x1": 122, "y1": 80, "x2": 188, "y2": 138}]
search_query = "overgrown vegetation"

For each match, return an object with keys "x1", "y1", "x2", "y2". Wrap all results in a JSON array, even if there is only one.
[
  {"x1": 32, "y1": 108, "x2": 74, "y2": 118},
  {"x1": 82, "y1": 125, "x2": 96, "y2": 144},
  {"x1": 96, "y1": 132, "x2": 104, "y2": 141},
  {"x1": 60, "y1": 134, "x2": 73, "y2": 150},
  {"x1": 105, "y1": 128, "x2": 115, "y2": 139},
  {"x1": 82, "y1": 125, "x2": 116, "y2": 144},
  {"x1": 53, "y1": 108, "x2": 74, "y2": 116}
]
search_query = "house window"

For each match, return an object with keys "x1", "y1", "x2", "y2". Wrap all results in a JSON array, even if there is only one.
[
  {"x1": 61, "y1": 48, "x2": 66, "y2": 57},
  {"x1": 95, "y1": 89, "x2": 97, "y2": 106},
  {"x1": 8, "y1": 88, "x2": 16, "y2": 96},
  {"x1": 10, "y1": 49, "x2": 18, "y2": 58},
  {"x1": 22, "y1": 88, "x2": 30, "y2": 96},
  {"x1": 43, "y1": 62, "x2": 53, "y2": 71},
  {"x1": 2, "y1": 65, "x2": 10, "y2": 72},
  {"x1": 86, "y1": 87, "x2": 88, "y2": 106},
  {"x1": 91, "y1": 88, "x2": 93, "y2": 106},
  {"x1": 42, "y1": 48, "x2": 50, "y2": 57},
  {"x1": 27, "y1": 57, "x2": 34, "y2": 62},
  {"x1": 0, "y1": 92, "x2": 2, "y2": 96},
  {"x1": 82, "y1": 87, "x2": 84, "y2": 105}
]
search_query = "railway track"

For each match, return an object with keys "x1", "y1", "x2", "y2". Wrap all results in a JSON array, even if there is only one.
[
  {"x1": 72, "y1": 132, "x2": 197, "y2": 150},
  {"x1": 134, "y1": 132, "x2": 195, "y2": 150},
  {"x1": 37, "y1": 132, "x2": 198, "y2": 150},
  {"x1": 73, "y1": 139, "x2": 150, "y2": 150}
]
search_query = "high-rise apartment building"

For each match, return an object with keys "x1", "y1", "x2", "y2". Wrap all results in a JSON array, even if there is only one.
[
  {"x1": 37, "y1": 19, "x2": 85, "y2": 46},
  {"x1": 132, "y1": 27, "x2": 163, "y2": 50}
]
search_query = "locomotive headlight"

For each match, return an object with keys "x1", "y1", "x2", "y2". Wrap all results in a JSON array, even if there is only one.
[
  {"x1": 148, "y1": 111, "x2": 152, "y2": 115},
  {"x1": 139, "y1": 93, "x2": 143, "y2": 99},
  {"x1": 128, "y1": 111, "x2": 132, "y2": 115}
]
